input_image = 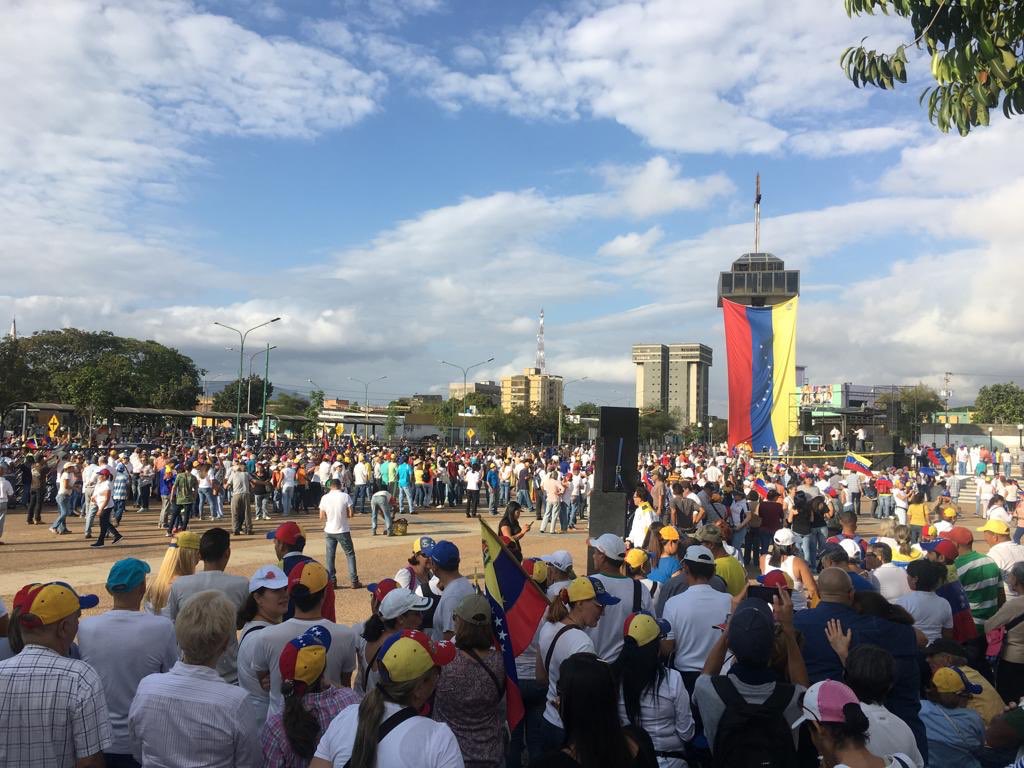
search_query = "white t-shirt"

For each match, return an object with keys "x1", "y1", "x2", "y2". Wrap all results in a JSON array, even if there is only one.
[
  {"x1": 662, "y1": 584, "x2": 732, "y2": 672},
  {"x1": 873, "y1": 563, "x2": 911, "y2": 601},
  {"x1": 988, "y1": 506, "x2": 1013, "y2": 525},
  {"x1": 77, "y1": 610, "x2": 179, "y2": 754},
  {"x1": 587, "y1": 573, "x2": 652, "y2": 662},
  {"x1": 465, "y1": 470, "x2": 481, "y2": 491},
  {"x1": 246, "y1": 618, "x2": 357, "y2": 718},
  {"x1": 894, "y1": 591, "x2": 953, "y2": 643},
  {"x1": 860, "y1": 702, "x2": 925, "y2": 767},
  {"x1": 313, "y1": 700, "x2": 463, "y2": 768},
  {"x1": 353, "y1": 462, "x2": 368, "y2": 485},
  {"x1": 319, "y1": 490, "x2": 353, "y2": 534},
  {"x1": 92, "y1": 479, "x2": 114, "y2": 509},
  {"x1": 617, "y1": 667, "x2": 694, "y2": 764},
  {"x1": 57, "y1": 470, "x2": 74, "y2": 496},
  {"x1": 430, "y1": 576, "x2": 476, "y2": 641},
  {"x1": 987, "y1": 541, "x2": 1024, "y2": 595},
  {"x1": 281, "y1": 467, "x2": 296, "y2": 489},
  {"x1": 538, "y1": 622, "x2": 594, "y2": 728}
]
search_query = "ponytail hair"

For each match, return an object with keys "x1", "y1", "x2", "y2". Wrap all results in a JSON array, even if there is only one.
[
  {"x1": 818, "y1": 703, "x2": 870, "y2": 749},
  {"x1": 894, "y1": 525, "x2": 913, "y2": 557},
  {"x1": 281, "y1": 685, "x2": 321, "y2": 761},
  {"x1": 350, "y1": 673, "x2": 428, "y2": 768},
  {"x1": 547, "y1": 589, "x2": 571, "y2": 623}
]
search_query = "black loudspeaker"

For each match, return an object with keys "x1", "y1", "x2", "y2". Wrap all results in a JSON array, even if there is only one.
[
  {"x1": 595, "y1": 407, "x2": 640, "y2": 494},
  {"x1": 800, "y1": 409, "x2": 813, "y2": 432}
]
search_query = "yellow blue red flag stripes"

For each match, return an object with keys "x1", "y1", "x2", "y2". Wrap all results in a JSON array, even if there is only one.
[
  {"x1": 481, "y1": 520, "x2": 549, "y2": 728},
  {"x1": 722, "y1": 296, "x2": 798, "y2": 451},
  {"x1": 844, "y1": 452, "x2": 874, "y2": 476}
]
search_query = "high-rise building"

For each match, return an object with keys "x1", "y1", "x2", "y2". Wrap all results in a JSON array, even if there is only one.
[
  {"x1": 501, "y1": 368, "x2": 563, "y2": 413},
  {"x1": 448, "y1": 380, "x2": 501, "y2": 407},
  {"x1": 632, "y1": 343, "x2": 712, "y2": 429}
]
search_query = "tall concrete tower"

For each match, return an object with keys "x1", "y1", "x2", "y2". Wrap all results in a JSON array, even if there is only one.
[{"x1": 535, "y1": 307, "x2": 545, "y2": 372}]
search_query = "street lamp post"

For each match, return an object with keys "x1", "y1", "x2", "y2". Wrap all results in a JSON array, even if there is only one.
[
  {"x1": 307, "y1": 379, "x2": 326, "y2": 439},
  {"x1": 247, "y1": 345, "x2": 277, "y2": 415},
  {"x1": 989, "y1": 426, "x2": 995, "y2": 453},
  {"x1": 441, "y1": 357, "x2": 494, "y2": 446},
  {"x1": 213, "y1": 317, "x2": 281, "y2": 441},
  {"x1": 348, "y1": 376, "x2": 387, "y2": 439},
  {"x1": 557, "y1": 377, "x2": 588, "y2": 447},
  {"x1": 944, "y1": 422, "x2": 951, "y2": 446},
  {"x1": 1017, "y1": 424, "x2": 1023, "y2": 449},
  {"x1": 696, "y1": 422, "x2": 702, "y2": 446}
]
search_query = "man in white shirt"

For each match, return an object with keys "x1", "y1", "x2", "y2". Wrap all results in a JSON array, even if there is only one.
[
  {"x1": 867, "y1": 542, "x2": 910, "y2": 601},
  {"x1": 129, "y1": 590, "x2": 262, "y2": 766},
  {"x1": 245, "y1": 561, "x2": 356, "y2": 718},
  {"x1": 78, "y1": 558, "x2": 178, "y2": 767},
  {"x1": 586, "y1": 533, "x2": 651, "y2": 661},
  {"x1": 979, "y1": 519, "x2": 1024, "y2": 596},
  {"x1": 165, "y1": 528, "x2": 249, "y2": 683},
  {"x1": 662, "y1": 545, "x2": 732, "y2": 686},
  {"x1": 894, "y1": 560, "x2": 953, "y2": 643},
  {"x1": 352, "y1": 456, "x2": 370, "y2": 513},
  {"x1": 424, "y1": 541, "x2": 475, "y2": 641},
  {"x1": 319, "y1": 479, "x2": 361, "y2": 588}
]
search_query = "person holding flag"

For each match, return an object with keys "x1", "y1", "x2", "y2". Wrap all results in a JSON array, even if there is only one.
[{"x1": 844, "y1": 452, "x2": 874, "y2": 478}]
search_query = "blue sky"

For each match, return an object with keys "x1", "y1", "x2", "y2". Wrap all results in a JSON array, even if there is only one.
[{"x1": 3, "y1": 0, "x2": 1023, "y2": 415}]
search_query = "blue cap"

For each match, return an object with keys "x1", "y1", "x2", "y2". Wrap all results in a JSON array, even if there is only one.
[
  {"x1": 423, "y1": 540, "x2": 460, "y2": 570},
  {"x1": 106, "y1": 558, "x2": 151, "y2": 593}
]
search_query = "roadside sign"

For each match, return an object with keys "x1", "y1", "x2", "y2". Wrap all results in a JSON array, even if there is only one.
[
  {"x1": 466, "y1": 428, "x2": 476, "y2": 439},
  {"x1": 48, "y1": 415, "x2": 60, "y2": 437},
  {"x1": 803, "y1": 434, "x2": 821, "y2": 445}
]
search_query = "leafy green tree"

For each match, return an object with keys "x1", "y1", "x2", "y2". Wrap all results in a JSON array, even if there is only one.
[
  {"x1": 384, "y1": 405, "x2": 399, "y2": 441},
  {"x1": 302, "y1": 390, "x2": 325, "y2": 440},
  {"x1": 841, "y1": 0, "x2": 1023, "y2": 135},
  {"x1": 0, "y1": 337, "x2": 35, "y2": 404},
  {"x1": 266, "y1": 392, "x2": 311, "y2": 415},
  {"x1": 210, "y1": 376, "x2": 273, "y2": 416},
  {"x1": 51, "y1": 353, "x2": 134, "y2": 425},
  {"x1": 639, "y1": 408, "x2": 677, "y2": 445},
  {"x1": 973, "y1": 383, "x2": 1024, "y2": 424},
  {"x1": 875, "y1": 383, "x2": 944, "y2": 441},
  {"x1": 574, "y1": 401, "x2": 600, "y2": 417}
]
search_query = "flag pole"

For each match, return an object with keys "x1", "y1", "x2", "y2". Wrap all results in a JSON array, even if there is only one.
[{"x1": 754, "y1": 172, "x2": 761, "y2": 253}]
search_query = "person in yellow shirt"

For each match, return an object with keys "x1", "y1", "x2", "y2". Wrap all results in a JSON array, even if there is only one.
[
  {"x1": 891, "y1": 524, "x2": 924, "y2": 564},
  {"x1": 906, "y1": 492, "x2": 929, "y2": 543},
  {"x1": 695, "y1": 524, "x2": 746, "y2": 596}
]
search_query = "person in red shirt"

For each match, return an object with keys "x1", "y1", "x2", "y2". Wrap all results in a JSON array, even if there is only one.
[{"x1": 875, "y1": 474, "x2": 894, "y2": 519}]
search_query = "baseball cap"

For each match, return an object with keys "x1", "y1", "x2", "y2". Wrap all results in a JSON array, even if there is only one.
[
  {"x1": 173, "y1": 531, "x2": 201, "y2": 551},
  {"x1": 683, "y1": 545, "x2": 714, "y2": 564},
  {"x1": 96, "y1": 467, "x2": 111, "y2": 477},
  {"x1": 695, "y1": 524, "x2": 722, "y2": 545},
  {"x1": 659, "y1": 525, "x2": 680, "y2": 541},
  {"x1": 377, "y1": 629, "x2": 457, "y2": 684},
  {"x1": 541, "y1": 550, "x2": 573, "y2": 572},
  {"x1": 728, "y1": 598, "x2": 775, "y2": 663},
  {"x1": 288, "y1": 560, "x2": 329, "y2": 597},
  {"x1": 924, "y1": 638, "x2": 968, "y2": 657},
  {"x1": 932, "y1": 666, "x2": 982, "y2": 695},
  {"x1": 423, "y1": 541, "x2": 460, "y2": 570},
  {"x1": 366, "y1": 578, "x2": 400, "y2": 605},
  {"x1": 921, "y1": 539, "x2": 959, "y2": 562},
  {"x1": 624, "y1": 549, "x2": 649, "y2": 569},
  {"x1": 411, "y1": 536, "x2": 436, "y2": 555},
  {"x1": 757, "y1": 570, "x2": 794, "y2": 590},
  {"x1": 979, "y1": 519, "x2": 1011, "y2": 536},
  {"x1": 379, "y1": 588, "x2": 433, "y2": 621},
  {"x1": 794, "y1": 680, "x2": 861, "y2": 727},
  {"x1": 249, "y1": 565, "x2": 289, "y2": 592},
  {"x1": 589, "y1": 533, "x2": 626, "y2": 560},
  {"x1": 623, "y1": 611, "x2": 670, "y2": 648},
  {"x1": 523, "y1": 558, "x2": 549, "y2": 584},
  {"x1": 454, "y1": 593, "x2": 492, "y2": 627},
  {"x1": 14, "y1": 582, "x2": 99, "y2": 628},
  {"x1": 941, "y1": 527, "x2": 974, "y2": 546},
  {"x1": 266, "y1": 521, "x2": 305, "y2": 545},
  {"x1": 566, "y1": 576, "x2": 621, "y2": 606},
  {"x1": 106, "y1": 558, "x2": 151, "y2": 593},
  {"x1": 278, "y1": 625, "x2": 332, "y2": 695},
  {"x1": 773, "y1": 528, "x2": 796, "y2": 546}
]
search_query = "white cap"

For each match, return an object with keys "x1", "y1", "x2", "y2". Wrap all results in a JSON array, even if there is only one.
[
  {"x1": 379, "y1": 588, "x2": 433, "y2": 621},
  {"x1": 249, "y1": 565, "x2": 289, "y2": 592},
  {"x1": 683, "y1": 545, "x2": 714, "y2": 564},
  {"x1": 589, "y1": 533, "x2": 626, "y2": 561},
  {"x1": 541, "y1": 550, "x2": 574, "y2": 573},
  {"x1": 773, "y1": 528, "x2": 796, "y2": 546}
]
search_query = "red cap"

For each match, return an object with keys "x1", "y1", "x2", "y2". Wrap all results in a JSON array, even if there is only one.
[
  {"x1": 932, "y1": 540, "x2": 959, "y2": 562},
  {"x1": 940, "y1": 527, "x2": 974, "y2": 546},
  {"x1": 266, "y1": 521, "x2": 304, "y2": 545}
]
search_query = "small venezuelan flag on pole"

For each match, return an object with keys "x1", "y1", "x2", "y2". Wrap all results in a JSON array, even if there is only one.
[{"x1": 844, "y1": 452, "x2": 874, "y2": 476}]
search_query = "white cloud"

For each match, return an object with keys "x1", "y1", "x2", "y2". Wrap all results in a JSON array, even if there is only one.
[
  {"x1": 788, "y1": 125, "x2": 921, "y2": 157},
  {"x1": 389, "y1": 0, "x2": 906, "y2": 154},
  {"x1": 452, "y1": 45, "x2": 486, "y2": 68},
  {"x1": 601, "y1": 157, "x2": 734, "y2": 217},
  {"x1": 597, "y1": 227, "x2": 664, "y2": 259}
]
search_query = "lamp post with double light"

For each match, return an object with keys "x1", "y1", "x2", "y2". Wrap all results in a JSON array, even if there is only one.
[
  {"x1": 557, "y1": 376, "x2": 588, "y2": 447},
  {"x1": 441, "y1": 357, "x2": 494, "y2": 446},
  {"x1": 213, "y1": 317, "x2": 281, "y2": 441},
  {"x1": 247, "y1": 345, "x2": 277, "y2": 416},
  {"x1": 349, "y1": 376, "x2": 387, "y2": 439}
]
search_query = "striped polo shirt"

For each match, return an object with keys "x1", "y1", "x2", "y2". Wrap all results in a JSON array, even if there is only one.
[{"x1": 956, "y1": 551, "x2": 1003, "y2": 628}]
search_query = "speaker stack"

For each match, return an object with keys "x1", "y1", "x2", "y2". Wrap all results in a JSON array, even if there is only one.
[{"x1": 587, "y1": 406, "x2": 639, "y2": 573}]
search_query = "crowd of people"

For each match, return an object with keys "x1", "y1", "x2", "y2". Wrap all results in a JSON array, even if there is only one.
[{"x1": 5, "y1": 438, "x2": 1024, "y2": 767}]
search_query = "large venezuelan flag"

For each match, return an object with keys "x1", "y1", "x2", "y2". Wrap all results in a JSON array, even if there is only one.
[{"x1": 723, "y1": 296, "x2": 798, "y2": 452}]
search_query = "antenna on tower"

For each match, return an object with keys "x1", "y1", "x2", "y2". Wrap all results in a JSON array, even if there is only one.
[
  {"x1": 536, "y1": 308, "x2": 545, "y2": 372},
  {"x1": 754, "y1": 172, "x2": 762, "y2": 254}
]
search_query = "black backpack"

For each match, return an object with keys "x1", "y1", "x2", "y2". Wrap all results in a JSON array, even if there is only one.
[{"x1": 710, "y1": 676, "x2": 798, "y2": 768}]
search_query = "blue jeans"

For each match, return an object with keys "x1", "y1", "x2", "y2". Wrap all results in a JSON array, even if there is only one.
[
  {"x1": 398, "y1": 485, "x2": 415, "y2": 516},
  {"x1": 517, "y1": 488, "x2": 533, "y2": 514},
  {"x1": 353, "y1": 484, "x2": 370, "y2": 513},
  {"x1": 112, "y1": 499, "x2": 127, "y2": 525},
  {"x1": 371, "y1": 498, "x2": 392, "y2": 534},
  {"x1": 325, "y1": 531, "x2": 358, "y2": 585},
  {"x1": 52, "y1": 494, "x2": 73, "y2": 532},
  {"x1": 508, "y1": 678, "x2": 547, "y2": 768},
  {"x1": 1015, "y1": 526, "x2": 1024, "y2": 545},
  {"x1": 281, "y1": 487, "x2": 294, "y2": 516},
  {"x1": 877, "y1": 495, "x2": 894, "y2": 519},
  {"x1": 489, "y1": 485, "x2": 499, "y2": 514},
  {"x1": 84, "y1": 500, "x2": 98, "y2": 536},
  {"x1": 541, "y1": 501, "x2": 561, "y2": 532},
  {"x1": 500, "y1": 481, "x2": 511, "y2": 506},
  {"x1": 958, "y1": 461, "x2": 967, "y2": 475},
  {"x1": 794, "y1": 531, "x2": 811, "y2": 566},
  {"x1": 168, "y1": 502, "x2": 191, "y2": 531},
  {"x1": 197, "y1": 488, "x2": 215, "y2": 519},
  {"x1": 809, "y1": 526, "x2": 827, "y2": 569},
  {"x1": 212, "y1": 492, "x2": 224, "y2": 519}
]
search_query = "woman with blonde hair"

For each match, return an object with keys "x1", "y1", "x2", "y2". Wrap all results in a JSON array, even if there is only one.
[{"x1": 144, "y1": 531, "x2": 201, "y2": 615}]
